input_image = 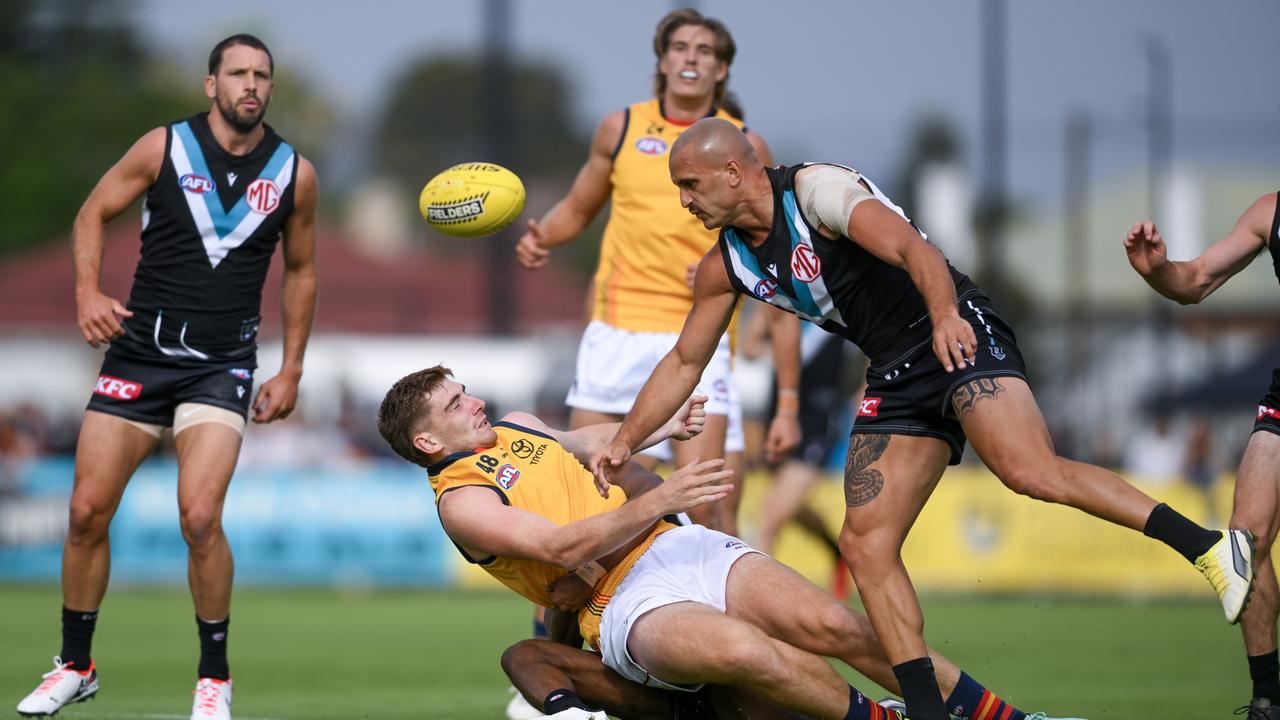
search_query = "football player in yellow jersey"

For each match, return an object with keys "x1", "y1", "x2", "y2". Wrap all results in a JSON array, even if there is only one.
[
  {"x1": 515, "y1": 8, "x2": 801, "y2": 534},
  {"x1": 377, "y1": 366, "x2": 1079, "y2": 720}
]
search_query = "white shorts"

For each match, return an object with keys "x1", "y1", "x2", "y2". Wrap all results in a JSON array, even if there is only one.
[
  {"x1": 567, "y1": 321, "x2": 733, "y2": 416},
  {"x1": 598, "y1": 525, "x2": 762, "y2": 692}
]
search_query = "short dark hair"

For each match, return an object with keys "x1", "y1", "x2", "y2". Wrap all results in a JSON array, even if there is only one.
[
  {"x1": 208, "y1": 33, "x2": 274, "y2": 76},
  {"x1": 652, "y1": 8, "x2": 736, "y2": 104},
  {"x1": 377, "y1": 365, "x2": 453, "y2": 468}
]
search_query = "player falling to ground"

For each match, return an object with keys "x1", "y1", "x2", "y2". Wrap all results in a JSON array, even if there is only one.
[
  {"x1": 588, "y1": 118, "x2": 1249, "y2": 720},
  {"x1": 376, "y1": 365, "x2": 1082, "y2": 720},
  {"x1": 515, "y1": 7, "x2": 801, "y2": 534},
  {"x1": 16, "y1": 34, "x2": 318, "y2": 720},
  {"x1": 1124, "y1": 196, "x2": 1280, "y2": 719}
]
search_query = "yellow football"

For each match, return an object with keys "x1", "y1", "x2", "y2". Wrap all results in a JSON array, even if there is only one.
[{"x1": 418, "y1": 162, "x2": 526, "y2": 238}]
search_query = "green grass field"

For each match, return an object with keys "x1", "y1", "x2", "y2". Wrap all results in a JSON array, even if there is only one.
[{"x1": 0, "y1": 585, "x2": 1243, "y2": 719}]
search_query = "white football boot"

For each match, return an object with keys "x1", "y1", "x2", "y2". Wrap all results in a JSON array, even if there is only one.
[
  {"x1": 190, "y1": 677, "x2": 232, "y2": 720},
  {"x1": 1195, "y1": 529, "x2": 1255, "y2": 624},
  {"x1": 16, "y1": 656, "x2": 99, "y2": 717},
  {"x1": 543, "y1": 709, "x2": 608, "y2": 720},
  {"x1": 506, "y1": 686, "x2": 548, "y2": 720}
]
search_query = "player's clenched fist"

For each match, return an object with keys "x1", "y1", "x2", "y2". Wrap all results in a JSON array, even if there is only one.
[
  {"x1": 515, "y1": 218, "x2": 551, "y2": 269},
  {"x1": 76, "y1": 288, "x2": 133, "y2": 348}
]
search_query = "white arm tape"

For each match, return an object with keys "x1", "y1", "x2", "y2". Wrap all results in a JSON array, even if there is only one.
[
  {"x1": 574, "y1": 561, "x2": 607, "y2": 587},
  {"x1": 796, "y1": 165, "x2": 877, "y2": 237}
]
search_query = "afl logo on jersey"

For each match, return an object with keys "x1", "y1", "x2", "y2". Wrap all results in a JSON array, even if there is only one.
[
  {"x1": 635, "y1": 137, "x2": 668, "y2": 156},
  {"x1": 790, "y1": 244, "x2": 822, "y2": 283},
  {"x1": 179, "y1": 173, "x2": 215, "y2": 194},
  {"x1": 753, "y1": 278, "x2": 779, "y2": 299},
  {"x1": 246, "y1": 178, "x2": 282, "y2": 215},
  {"x1": 496, "y1": 463, "x2": 521, "y2": 490}
]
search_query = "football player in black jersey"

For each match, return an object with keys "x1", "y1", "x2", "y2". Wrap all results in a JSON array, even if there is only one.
[
  {"x1": 590, "y1": 118, "x2": 1243, "y2": 720},
  {"x1": 17, "y1": 34, "x2": 318, "y2": 720},
  {"x1": 1125, "y1": 195, "x2": 1280, "y2": 719}
]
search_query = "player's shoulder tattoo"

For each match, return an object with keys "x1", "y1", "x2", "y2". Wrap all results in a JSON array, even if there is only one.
[{"x1": 843, "y1": 433, "x2": 889, "y2": 507}]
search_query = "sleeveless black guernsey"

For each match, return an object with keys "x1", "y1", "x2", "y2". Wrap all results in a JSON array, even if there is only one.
[
  {"x1": 109, "y1": 112, "x2": 298, "y2": 367},
  {"x1": 716, "y1": 164, "x2": 976, "y2": 363}
]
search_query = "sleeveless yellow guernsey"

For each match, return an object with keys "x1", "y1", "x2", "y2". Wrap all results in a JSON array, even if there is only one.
[
  {"x1": 594, "y1": 99, "x2": 746, "y2": 334},
  {"x1": 429, "y1": 420, "x2": 675, "y2": 649}
]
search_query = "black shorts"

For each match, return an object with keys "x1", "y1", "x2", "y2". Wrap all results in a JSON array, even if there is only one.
[
  {"x1": 86, "y1": 353, "x2": 256, "y2": 426},
  {"x1": 1255, "y1": 368, "x2": 1280, "y2": 438},
  {"x1": 851, "y1": 290, "x2": 1027, "y2": 465}
]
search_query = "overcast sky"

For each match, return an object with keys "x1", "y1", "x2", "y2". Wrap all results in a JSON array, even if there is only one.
[{"x1": 135, "y1": 0, "x2": 1279, "y2": 202}]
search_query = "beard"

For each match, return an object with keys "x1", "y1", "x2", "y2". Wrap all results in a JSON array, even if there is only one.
[{"x1": 215, "y1": 93, "x2": 268, "y2": 134}]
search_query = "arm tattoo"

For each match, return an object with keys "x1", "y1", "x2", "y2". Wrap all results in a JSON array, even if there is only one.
[
  {"x1": 844, "y1": 433, "x2": 889, "y2": 507},
  {"x1": 951, "y1": 377, "x2": 1005, "y2": 417}
]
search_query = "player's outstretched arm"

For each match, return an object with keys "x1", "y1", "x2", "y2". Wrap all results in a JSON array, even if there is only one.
[
  {"x1": 515, "y1": 111, "x2": 622, "y2": 269},
  {"x1": 72, "y1": 128, "x2": 165, "y2": 347},
  {"x1": 439, "y1": 457, "x2": 733, "y2": 571},
  {"x1": 1124, "y1": 193, "x2": 1273, "y2": 305},
  {"x1": 503, "y1": 394, "x2": 707, "y2": 468},
  {"x1": 590, "y1": 253, "x2": 738, "y2": 492}
]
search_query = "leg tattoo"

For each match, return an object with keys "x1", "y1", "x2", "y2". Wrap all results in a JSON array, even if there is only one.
[
  {"x1": 844, "y1": 434, "x2": 889, "y2": 507},
  {"x1": 951, "y1": 377, "x2": 1005, "y2": 417}
]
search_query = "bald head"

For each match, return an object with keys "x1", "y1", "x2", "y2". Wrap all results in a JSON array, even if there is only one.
[
  {"x1": 669, "y1": 118, "x2": 766, "y2": 230},
  {"x1": 670, "y1": 117, "x2": 759, "y2": 172}
]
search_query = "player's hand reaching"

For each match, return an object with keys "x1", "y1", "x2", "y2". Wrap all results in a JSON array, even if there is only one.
[
  {"x1": 653, "y1": 458, "x2": 734, "y2": 514},
  {"x1": 932, "y1": 313, "x2": 977, "y2": 373},
  {"x1": 252, "y1": 369, "x2": 301, "y2": 424},
  {"x1": 1123, "y1": 220, "x2": 1168, "y2": 278},
  {"x1": 515, "y1": 219, "x2": 551, "y2": 269},
  {"x1": 76, "y1": 288, "x2": 133, "y2": 348},
  {"x1": 763, "y1": 412, "x2": 801, "y2": 464},
  {"x1": 546, "y1": 573, "x2": 594, "y2": 612},
  {"x1": 589, "y1": 439, "x2": 632, "y2": 498},
  {"x1": 664, "y1": 394, "x2": 708, "y2": 441}
]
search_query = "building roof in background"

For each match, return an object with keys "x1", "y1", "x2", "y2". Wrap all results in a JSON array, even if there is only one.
[{"x1": 0, "y1": 224, "x2": 587, "y2": 334}]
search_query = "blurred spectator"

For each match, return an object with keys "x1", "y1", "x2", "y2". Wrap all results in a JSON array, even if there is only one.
[{"x1": 1123, "y1": 417, "x2": 1185, "y2": 485}]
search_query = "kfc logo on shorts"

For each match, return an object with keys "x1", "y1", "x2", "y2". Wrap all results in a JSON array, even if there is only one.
[
  {"x1": 94, "y1": 374, "x2": 143, "y2": 401},
  {"x1": 179, "y1": 173, "x2": 215, "y2": 194},
  {"x1": 1259, "y1": 405, "x2": 1280, "y2": 421},
  {"x1": 496, "y1": 463, "x2": 521, "y2": 490},
  {"x1": 754, "y1": 278, "x2": 779, "y2": 299},
  {"x1": 857, "y1": 397, "x2": 882, "y2": 417},
  {"x1": 246, "y1": 178, "x2": 281, "y2": 214},
  {"x1": 790, "y1": 244, "x2": 822, "y2": 283},
  {"x1": 635, "y1": 137, "x2": 668, "y2": 156}
]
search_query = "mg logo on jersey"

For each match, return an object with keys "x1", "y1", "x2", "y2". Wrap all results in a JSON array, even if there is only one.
[
  {"x1": 1260, "y1": 406, "x2": 1280, "y2": 421},
  {"x1": 857, "y1": 397, "x2": 882, "y2": 417},
  {"x1": 496, "y1": 463, "x2": 521, "y2": 490},
  {"x1": 94, "y1": 375, "x2": 143, "y2": 401},
  {"x1": 246, "y1": 178, "x2": 281, "y2": 214},
  {"x1": 179, "y1": 173, "x2": 214, "y2": 194},
  {"x1": 790, "y1": 243, "x2": 822, "y2": 283},
  {"x1": 754, "y1": 278, "x2": 779, "y2": 299},
  {"x1": 635, "y1": 137, "x2": 668, "y2": 156}
]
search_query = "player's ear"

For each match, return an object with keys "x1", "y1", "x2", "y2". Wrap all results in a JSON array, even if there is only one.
[
  {"x1": 413, "y1": 431, "x2": 443, "y2": 458},
  {"x1": 204, "y1": 74, "x2": 217, "y2": 100},
  {"x1": 726, "y1": 158, "x2": 742, "y2": 188}
]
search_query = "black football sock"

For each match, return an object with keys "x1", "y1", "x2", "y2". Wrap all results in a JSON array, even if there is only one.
[
  {"x1": 196, "y1": 616, "x2": 230, "y2": 680},
  {"x1": 893, "y1": 657, "x2": 949, "y2": 720},
  {"x1": 1142, "y1": 503, "x2": 1221, "y2": 563},
  {"x1": 60, "y1": 606, "x2": 99, "y2": 671},
  {"x1": 1250, "y1": 650, "x2": 1280, "y2": 704},
  {"x1": 544, "y1": 689, "x2": 589, "y2": 714}
]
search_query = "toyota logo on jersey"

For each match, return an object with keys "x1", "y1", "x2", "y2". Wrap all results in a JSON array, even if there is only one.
[
  {"x1": 246, "y1": 178, "x2": 281, "y2": 214},
  {"x1": 790, "y1": 244, "x2": 822, "y2": 283}
]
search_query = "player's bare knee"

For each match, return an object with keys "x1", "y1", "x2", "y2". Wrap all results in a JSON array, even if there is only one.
[
  {"x1": 1232, "y1": 509, "x2": 1277, "y2": 554},
  {"x1": 996, "y1": 465, "x2": 1066, "y2": 504},
  {"x1": 179, "y1": 505, "x2": 224, "y2": 547},
  {"x1": 811, "y1": 602, "x2": 867, "y2": 651},
  {"x1": 838, "y1": 526, "x2": 896, "y2": 577},
  {"x1": 66, "y1": 496, "x2": 113, "y2": 543},
  {"x1": 500, "y1": 639, "x2": 545, "y2": 679},
  {"x1": 714, "y1": 637, "x2": 784, "y2": 684}
]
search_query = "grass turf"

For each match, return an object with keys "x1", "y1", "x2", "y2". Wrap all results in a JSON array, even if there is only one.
[{"x1": 0, "y1": 585, "x2": 1242, "y2": 718}]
